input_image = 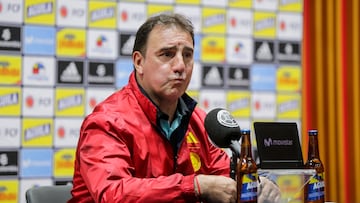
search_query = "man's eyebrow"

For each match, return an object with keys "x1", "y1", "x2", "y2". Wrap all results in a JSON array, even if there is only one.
[
  {"x1": 183, "y1": 46, "x2": 194, "y2": 53},
  {"x1": 158, "y1": 46, "x2": 194, "y2": 53},
  {"x1": 158, "y1": 46, "x2": 177, "y2": 52}
]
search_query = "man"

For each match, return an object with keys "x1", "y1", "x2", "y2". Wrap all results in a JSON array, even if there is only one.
[{"x1": 69, "y1": 13, "x2": 280, "y2": 203}]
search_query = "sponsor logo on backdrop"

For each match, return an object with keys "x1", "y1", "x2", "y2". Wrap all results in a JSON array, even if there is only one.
[
  {"x1": 227, "y1": 37, "x2": 253, "y2": 64},
  {"x1": 254, "y1": 40, "x2": 275, "y2": 62},
  {"x1": 277, "y1": 13, "x2": 303, "y2": 40},
  {"x1": 27, "y1": 125, "x2": 50, "y2": 140},
  {"x1": 251, "y1": 92, "x2": 276, "y2": 119},
  {"x1": 57, "y1": 95, "x2": 82, "y2": 111},
  {"x1": 201, "y1": 35, "x2": 225, "y2": 62},
  {"x1": 56, "y1": 28, "x2": 86, "y2": 57},
  {"x1": 251, "y1": 64, "x2": 276, "y2": 91},
  {"x1": 27, "y1": 2, "x2": 53, "y2": 17},
  {"x1": 23, "y1": 25, "x2": 55, "y2": 55},
  {"x1": 86, "y1": 88, "x2": 114, "y2": 114},
  {"x1": 202, "y1": 65, "x2": 224, "y2": 87},
  {"x1": 253, "y1": 12, "x2": 276, "y2": 38},
  {"x1": 0, "y1": 151, "x2": 18, "y2": 176},
  {"x1": 277, "y1": 94, "x2": 301, "y2": 118},
  {"x1": 227, "y1": 66, "x2": 250, "y2": 88},
  {"x1": 20, "y1": 148, "x2": 53, "y2": 177},
  {"x1": 88, "y1": 1, "x2": 116, "y2": 29},
  {"x1": 0, "y1": 55, "x2": 21, "y2": 85},
  {"x1": 0, "y1": 118, "x2": 21, "y2": 147},
  {"x1": 227, "y1": 9, "x2": 252, "y2": 36},
  {"x1": 119, "y1": 33, "x2": 135, "y2": 56},
  {"x1": 0, "y1": 0, "x2": 23, "y2": 23},
  {"x1": 87, "y1": 29, "x2": 118, "y2": 59},
  {"x1": 175, "y1": 6, "x2": 202, "y2": 33},
  {"x1": 56, "y1": 0, "x2": 86, "y2": 27},
  {"x1": 25, "y1": 0, "x2": 55, "y2": 25},
  {"x1": 277, "y1": 41, "x2": 301, "y2": 62},
  {"x1": 88, "y1": 62, "x2": 115, "y2": 85},
  {"x1": 198, "y1": 90, "x2": 226, "y2": 112},
  {"x1": 277, "y1": 66, "x2": 301, "y2": 92},
  {"x1": 22, "y1": 87, "x2": 54, "y2": 116},
  {"x1": 23, "y1": 56, "x2": 55, "y2": 86},
  {"x1": 22, "y1": 118, "x2": 53, "y2": 147},
  {"x1": 0, "y1": 180, "x2": 18, "y2": 202},
  {"x1": 55, "y1": 88, "x2": 85, "y2": 116},
  {"x1": 227, "y1": 91, "x2": 251, "y2": 118},
  {"x1": 0, "y1": 26, "x2": 21, "y2": 52},
  {"x1": 0, "y1": 92, "x2": 19, "y2": 108},
  {"x1": 202, "y1": 8, "x2": 226, "y2": 34},
  {"x1": 54, "y1": 148, "x2": 75, "y2": 177},
  {"x1": 55, "y1": 119, "x2": 81, "y2": 142},
  {"x1": 0, "y1": 87, "x2": 21, "y2": 116},
  {"x1": 57, "y1": 60, "x2": 84, "y2": 84},
  {"x1": 118, "y1": 2, "x2": 146, "y2": 31}
]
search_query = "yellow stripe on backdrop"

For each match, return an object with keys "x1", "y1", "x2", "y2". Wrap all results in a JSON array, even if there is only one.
[{"x1": 328, "y1": 0, "x2": 341, "y2": 201}]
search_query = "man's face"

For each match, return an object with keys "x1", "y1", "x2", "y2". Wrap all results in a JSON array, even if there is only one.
[{"x1": 133, "y1": 25, "x2": 194, "y2": 104}]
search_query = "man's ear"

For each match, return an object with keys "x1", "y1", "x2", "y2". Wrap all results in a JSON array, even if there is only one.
[{"x1": 132, "y1": 51, "x2": 144, "y2": 74}]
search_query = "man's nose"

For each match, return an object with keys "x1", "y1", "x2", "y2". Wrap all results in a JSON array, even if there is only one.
[{"x1": 173, "y1": 53, "x2": 186, "y2": 72}]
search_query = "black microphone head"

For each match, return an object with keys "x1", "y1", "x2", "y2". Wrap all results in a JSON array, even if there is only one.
[{"x1": 204, "y1": 108, "x2": 241, "y2": 148}]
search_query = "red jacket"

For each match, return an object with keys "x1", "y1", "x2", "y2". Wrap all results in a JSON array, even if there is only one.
[{"x1": 68, "y1": 72, "x2": 230, "y2": 203}]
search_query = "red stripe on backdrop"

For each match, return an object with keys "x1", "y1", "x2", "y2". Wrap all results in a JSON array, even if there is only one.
[{"x1": 340, "y1": 0, "x2": 350, "y2": 201}]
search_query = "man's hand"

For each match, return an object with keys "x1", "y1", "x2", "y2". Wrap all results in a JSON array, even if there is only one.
[
  {"x1": 196, "y1": 175, "x2": 237, "y2": 203},
  {"x1": 257, "y1": 176, "x2": 281, "y2": 203},
  {"x1": 195, "y1": 175, "x2": 280, "y2": 203}
]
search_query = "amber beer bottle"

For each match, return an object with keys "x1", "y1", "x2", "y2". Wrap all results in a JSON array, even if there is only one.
[
  {"x1": 304, "y1": 130, "x2": 325, "y2": 203},
  {"x1": 237, "y1": 129, "x2": 257, "y2": 203}
]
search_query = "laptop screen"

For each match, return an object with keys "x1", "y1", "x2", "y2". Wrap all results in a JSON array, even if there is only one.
[{"x1": 253, "y1": 122, "x2": 304, "y2": 169}]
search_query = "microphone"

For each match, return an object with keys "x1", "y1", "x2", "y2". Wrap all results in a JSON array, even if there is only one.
[{"x1": 204, "y1": 108, "x2": 241, "y2": 157}]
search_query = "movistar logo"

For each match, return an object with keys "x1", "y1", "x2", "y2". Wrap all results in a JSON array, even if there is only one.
[{"x1": 264, "y1": 138, "x2": 293, "y2": 147}]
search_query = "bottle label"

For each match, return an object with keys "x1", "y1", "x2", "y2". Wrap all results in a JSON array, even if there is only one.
[
  {"x1": 240, "y1": 173, "x2": 258, "y2": 201},
  {"x1": 306, "y1": 173, "x2": 325, "y2": 201}
]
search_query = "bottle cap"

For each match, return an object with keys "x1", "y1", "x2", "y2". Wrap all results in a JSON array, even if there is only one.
[
  {"x1": 308, "y1": 129, "x2": 318, "y2": 135},
  {"x1": 241, "y1": 129, "x2": 250, "y2": 135}
]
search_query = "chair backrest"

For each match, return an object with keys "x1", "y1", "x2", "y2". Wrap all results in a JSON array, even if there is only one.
[{"x1": 25, "y1": 185, "x2": 72, "y2": 203}]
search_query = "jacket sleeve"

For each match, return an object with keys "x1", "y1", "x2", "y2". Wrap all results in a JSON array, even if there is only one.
[{"x1": 76, "y1": 114, "x2": 199, "y2": 203}]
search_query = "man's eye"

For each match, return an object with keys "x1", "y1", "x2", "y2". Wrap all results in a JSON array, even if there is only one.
[
  {"x1": 184, "y1": 52, "x2": 193, "y2": 58},
  {"x1": 164, "y1": 52, "x2": 174, "y2": 57}
]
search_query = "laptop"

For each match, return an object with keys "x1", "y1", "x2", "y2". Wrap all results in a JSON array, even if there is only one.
[{"x1": 253, "y1": 122, "x2": 304, "y2": 169}]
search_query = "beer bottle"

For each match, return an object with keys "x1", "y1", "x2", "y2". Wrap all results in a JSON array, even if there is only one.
[
  {"x1": 304, "y1": 129, "x2": 325, "y2": 203},
  {"x1": 237, "y1": 129, "x2": 258, "y2": 203}
]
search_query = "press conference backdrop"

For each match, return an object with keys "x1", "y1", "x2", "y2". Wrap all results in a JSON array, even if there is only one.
[{"x1": 0, "y1": 0, "x2": 303, "y2": 202}]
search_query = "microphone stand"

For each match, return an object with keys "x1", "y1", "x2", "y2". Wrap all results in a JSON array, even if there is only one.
[
  {"x1": 229, "y1": 139, "x2": 241, "y2": 180},
  {"x1": 230, "y1": 151, "x2": 237, "y2": 180}
]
